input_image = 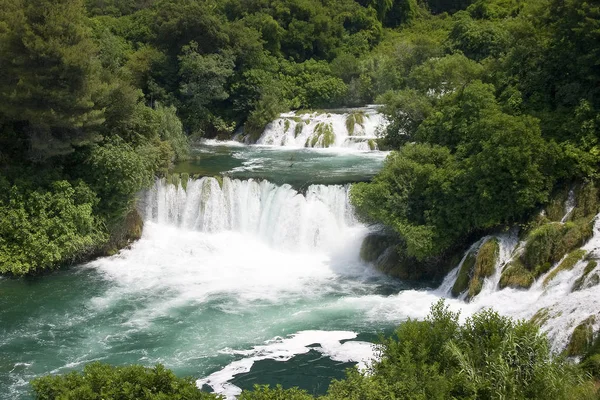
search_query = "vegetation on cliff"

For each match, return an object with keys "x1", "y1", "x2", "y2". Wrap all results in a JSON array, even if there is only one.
[{"x1": 350, "y1": 0, "x2": 600, "y2": 275}]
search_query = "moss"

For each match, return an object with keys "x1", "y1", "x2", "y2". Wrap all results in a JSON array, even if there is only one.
[
  {"x1": 322, "y1": 127, "x2": 335, "y2": 148},
  {"x1": 451, "y1": 252, "x2": 476, "y2": 297},
  {"x1": 566, "y1": 316, "x2": 596, "y2": 357},
  {"x1": 530, "y1": 307, "x2": 550, "y2": 327},
  {"x1": 572, "y1": 260, "x2": 598, "y2": 291},
  {"x1": 570, "y1": 181, "x2": 599, "y2": 221},
  {"x1": 213, "y1": 175, "x2": 223, "y2": 188},
  {"x1": 294, "y1": 123, "x2": 303, "y2": 138},
  {"x1": 368, "y1": 139, "x2": 377, "y2": 151},
  {"x1": 180, "y1": 173, "x2": 189, "y2": 191},
  {"x1": 522, "y1": 218, "x2": 594, "y2": 276},
  {"x1": 306, "y1": 122, "x2": 335, "y2": 148},
  {"x1": 554, "y1": 218, "x2": 594, "y2": 258},
  {"x1": 545, "y1": 187, "x2": 569, "y2": 221},
  {"x1": 345, "y1": 112, "x2": 366, "y2": 135},
  {"x1": 522, "y1": 222, "x2": 565, "y2": 270},
  {"x1": 168, "y1": 173, "x2": 180, "y2": 187},
  {"x1": 101, "y1": 209, "x2": 144, "y2": 256},
  {"x1": 468, "y1": 238, "x2": 500, "y2": 299},
  {"x1": 499, "y1": 259, "x2": 535, "y2": 289},
  {"x1": 360, "y1": 233, "x2": 392, "y2": 263},
  {"x1": 284, "y1": 119, "x2": 291, "y2": 133},
  {"x1": 543, "y1": 249, "x2": 587, "y2": 287}
]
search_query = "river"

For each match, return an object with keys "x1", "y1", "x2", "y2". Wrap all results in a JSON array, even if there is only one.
[{"x1": 2, "y1": 109, "x2": 600, "y2": 399}]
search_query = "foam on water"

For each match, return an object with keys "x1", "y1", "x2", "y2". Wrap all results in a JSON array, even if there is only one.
[{"x1": 197, "y1": 331, "x2": 376, "y2": 399}]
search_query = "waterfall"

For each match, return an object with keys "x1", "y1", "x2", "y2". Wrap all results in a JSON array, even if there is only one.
[
  {"x1": 142, "y1": 175, "x2": 600, "y2": 354},
  {"x1": 439, "y1": 217, "x2": 600, "y2": 353},
  {"x1": 255, "y1": 107, "x2": 388, "y2": 150},
  {"x1": 142, "y1": 177, "x2": 358, "y2": 252}
]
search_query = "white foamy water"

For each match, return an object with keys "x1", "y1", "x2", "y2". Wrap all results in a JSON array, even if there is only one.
[
  {"x1": 85, "y1": 178, "x2": 600, "y2": 398},
  {"x1": 142, "y1": 177, "x2": 357, "y2": 252},
  {"x1": 197, "y1": 331, "x2": 376, "y2": 399},
  {"x1": 256, "y1": 107, "x2": 388, "y2": 150}
]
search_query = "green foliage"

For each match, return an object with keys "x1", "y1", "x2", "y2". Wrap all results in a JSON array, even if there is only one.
[
  {"x1": 323, "y1": 301, "x2": 596, "y2": 400},
  {"x1": 238, "y1": 385, "x2": 313, "y2": 400},
  {"x1": 31, "y1": 362, "x2": 220, "y2": 400},
  {"x1": 0, "y1": 180, "x2": 106, "y2": 275},
  {"x1": 83, "y1": 137, "x2": 156, "y2": 222},
  {"x1": 155, "y1": 103, "x2": 189, "y2": 162},
  {"x1": 353, "y1": 82, "x2": 553, "y2": 261},
  {"x1": 0, "y1": 0, "x2": 105, "y2": 160}
]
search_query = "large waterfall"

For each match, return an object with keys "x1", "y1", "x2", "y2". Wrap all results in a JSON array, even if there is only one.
[
  {"x1": 255, "y1": 107, "x2": 388, "y2": 150},
  {"x1": 142, "y1": 177, "x2": 357, "y2": 251},
  {"x1": 140, "y1": 176, "x2": 600, "y2": 355}
]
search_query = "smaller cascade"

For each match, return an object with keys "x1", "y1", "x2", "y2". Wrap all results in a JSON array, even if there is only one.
[
  {"x1": 141, "y1": 176, "x2": 359, "y2": 252},
  {"x1": 256, "y1": 106, "x2": 388, "y2": 150}
]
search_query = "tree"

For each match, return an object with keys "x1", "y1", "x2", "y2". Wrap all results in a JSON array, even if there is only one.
[{"x1": 0, "y1": 0, "x2": 105, "y2": 159}]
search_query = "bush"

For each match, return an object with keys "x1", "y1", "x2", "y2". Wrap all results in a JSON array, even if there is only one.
[
  {"x1": 0, "y1": 181, "x2": 106, "y2": 275},
  {"x1": 323, "y1": 301, "x2": 596, "y2": 400},
  {"x1": 31, "y1": 363, "x2": 219, "y2": 400},
  {"x1": 83, "y1": 137, "x2": 156, "y2": 221}
]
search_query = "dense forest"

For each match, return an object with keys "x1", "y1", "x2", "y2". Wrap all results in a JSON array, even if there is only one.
[{"x1": 2, "y1": 0, "x2": 600, "y2": 398}]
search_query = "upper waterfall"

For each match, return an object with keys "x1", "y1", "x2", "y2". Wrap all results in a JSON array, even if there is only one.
[
  {"x1": 142, "y1": 176, "x2": 359, "y2": 252},
  {"x1": 255, "y1": 106, "x2": 388, "y2": 150}
]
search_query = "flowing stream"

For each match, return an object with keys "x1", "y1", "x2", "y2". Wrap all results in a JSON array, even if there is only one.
[{"x1": 1, "y1": 113, "x2": 600, "y2": 399}]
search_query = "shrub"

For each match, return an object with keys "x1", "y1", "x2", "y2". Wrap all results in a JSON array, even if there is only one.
[
  {"x1": 31, "y1": 363, "x2": 219, "y2": 400},
  {"x1": 0, "y1": 181, "x2": 106, "y2": 275}
]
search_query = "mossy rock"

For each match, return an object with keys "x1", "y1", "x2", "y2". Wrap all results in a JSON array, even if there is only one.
[
  {"x1": 545, "y1": 187, "x2": 570, "y2": 222},
  {"x1": 570, "y1": 181, "x2": 599, "y2": 221},
  {"x1": 451, "y1": 252, "x2": 476, "y2": 297},
  {"x1": 102, "y1": 209, "x2": 144, "y2": 256},
  {"x1": 305, "y1": 122, "x2": 335, "y2": 148},
  {"x1": 521, "y1": 223, "x2": 565, "y2": 270},
  {"x1": 294, "y1": 123, "x2": 303, "y2": 138},
  {"x1": 213, "y1": 175, "x2": 223, "y2": 188},
  {"x1": 360, "y1": 233, "x2": 393, "y2": 263},
  {"x1": 367, "y1": 139, "x2": 377, "y2": 151},
  {"x1": 284, "y1": 119, "x2": 291, "y2": 133},
  {"x1": 573, "y1": 260, "x2": 598, "y2": 291},
  {"x1": 566, "y1": 316, "x2": 596, "y2": 357},
  {"x1": 543, "y1": 249, "x2": 587, "y2": 287},
  {"x1": 522, "y1": 219, "x2": 594, "y2": 277},
  {"x1": 499, "y1": 259, "x2": 534, "y2": 289},
  {"x1": 468, "y1": 238, "x2": 500, "y2": 299},
  {"x1": 168, "y1": 173, "x2": 180, "y2": 187},
  {"x1": 345, "y1": 112, "x2": 366, "y2": 135},
  {"x1": 180, "y1": 173, "x2": 190, "y2": 191}
]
